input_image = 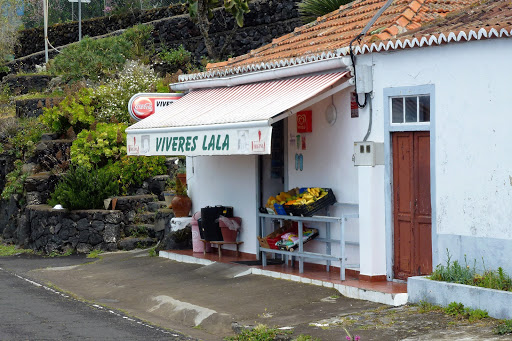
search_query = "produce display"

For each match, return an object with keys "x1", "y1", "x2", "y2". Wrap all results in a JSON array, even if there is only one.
[
  {"x1": 275, "y1": 227, "x2": 319, "y2": 252},
  {"x1": 266, "y1": 187, "x2": 328, "y2": 208}
]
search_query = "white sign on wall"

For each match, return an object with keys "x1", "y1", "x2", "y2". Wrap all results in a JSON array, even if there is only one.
[{"x1": 126, "y1": 126, "x2": 272, "y2": 156}]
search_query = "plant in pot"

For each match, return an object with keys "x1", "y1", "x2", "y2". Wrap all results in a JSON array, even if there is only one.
[
  {"x1": 176, "y1": 162, "x2": 187, "y2": 186},
  {"x1": 162, "y1": 177, "x2": 176, "y2": 208},
  {"x1": 170, "y1": 178, "x2": 192, "y2": 217}
]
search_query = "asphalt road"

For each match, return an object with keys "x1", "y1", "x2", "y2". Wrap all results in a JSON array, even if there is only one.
[{"x1": 0, "y1": 255, "x2": 195, "y2": 341}]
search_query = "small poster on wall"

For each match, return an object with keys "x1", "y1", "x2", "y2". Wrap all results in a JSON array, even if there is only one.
[
  {"x1": 297, "y1": 110, "x2": 313, "y2": 133},
  {"x1": 351, "y1": 92, "x2": 359, "y2": 118}
]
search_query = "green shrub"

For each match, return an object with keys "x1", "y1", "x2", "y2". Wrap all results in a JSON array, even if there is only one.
[
  {"x1": 495, "y1": 319, "x2": 512, "y2": 335},
  {"x1": 443, "y1": 302, "x2": 488, "y2": 322},
  {"x1": 1, "y1": 160, "x2": 28, "y2": 200},
  {"x1": 298, "y1": 0, "x2": 352, "y2": 23},
  {"x1": 71, "y1": 123, "x2": 128, "y2": 169},
  {"x1": 5, "y1": 118, "x2": 49, "y2": 159},
  {"x1": 106, "y1": 155, "x2": 167, "y2": 195},
  {"x1": 158, "y1": 45, "x2": 193, "y2": 72},
  {"x1": 123, "y1": 24, "x2": 154, "y2": 59},
  {"x1": 48, "y1": 36, "x2": 133, "y2": 82},
  {"x1": 430, "y1": 251, "x2": 476, "y2": 285},
  {"x1": 40, "y1": 87, "x2": 98, "y2": 134},
  {"x1": 94, "y1": 60, "x2": 159, "y2": 123},
  {"x1": 468, "y1": 308, "x2": 488, "y2": 322},
  {"x1": 430, "y1": 250, "x2": 512, "y2": 291},
  {"x1": 444, "y1": 302, "x2": 465, "y2": 317},
  {"x1": 49, "y1": 165, "x2": 119, "y2": 210},
  {"x1": 474, "y1": 267, "x2": 512, "y2": 291}
]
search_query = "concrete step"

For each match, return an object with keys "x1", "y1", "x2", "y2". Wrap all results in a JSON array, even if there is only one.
[{"x1": 118, "y1": 237, "x2": 157, "y2": 251}]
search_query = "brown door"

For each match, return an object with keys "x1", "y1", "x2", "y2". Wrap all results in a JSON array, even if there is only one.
[{"x1": 392, "y1": 131, "x2": 432, "y2": 280}]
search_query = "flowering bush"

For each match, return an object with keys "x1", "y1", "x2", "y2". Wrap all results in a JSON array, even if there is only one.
[
  {"x1": 95, "y1": 60, "x2": 159, "y2": 123},
  {"x1": 70, "y1": 123, "x2": 127, "y2": 168}
]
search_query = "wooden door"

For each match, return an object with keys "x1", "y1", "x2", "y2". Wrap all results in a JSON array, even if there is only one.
[{"x1": 392, "y1": 131, "x2": 432, "y2": 280}]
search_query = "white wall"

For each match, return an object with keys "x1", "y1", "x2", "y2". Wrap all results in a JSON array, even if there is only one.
[
  {"x1": 368, "y1": 39, "x2": 512, "y2": 239},
  {"x1": 286, "y1": 86, "x2": 364, "y2": 267},
  {"x1": 362, "y1": 38, "x2": 512, "y2": 271},
  {"x1": 187, "y1": 155, "x2": 258, "y2": 254}
]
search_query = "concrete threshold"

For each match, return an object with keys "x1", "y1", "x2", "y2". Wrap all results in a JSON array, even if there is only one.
[{"x1": 159, "y1": 250, "x2": 408, "y2": 307}]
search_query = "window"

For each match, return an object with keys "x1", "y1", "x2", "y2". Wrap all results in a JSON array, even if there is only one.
[{"x1": 390, "y1": 95, "x2": 430, "y2": 124}]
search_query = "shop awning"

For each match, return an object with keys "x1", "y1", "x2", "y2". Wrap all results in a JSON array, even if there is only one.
[{"x1": 126, "y1": 72, "x2": 350, "y2": 156}]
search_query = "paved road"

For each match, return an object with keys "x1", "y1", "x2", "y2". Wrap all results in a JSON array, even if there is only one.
[{"x1": 0, "y1": 257, "x2": 195, "y2": 341}]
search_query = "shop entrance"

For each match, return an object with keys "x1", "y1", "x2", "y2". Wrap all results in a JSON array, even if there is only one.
[
  {"x1": 392, "y1": 131, "x2": 432, "y2": 280},
  {"x1": 260, "y1": 120, "x2": 285, "y2": 207}
]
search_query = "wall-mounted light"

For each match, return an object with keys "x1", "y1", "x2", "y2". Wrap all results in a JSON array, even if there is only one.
[{"x1": 325, "y1": 104, "x2": 337, "y2": 126}]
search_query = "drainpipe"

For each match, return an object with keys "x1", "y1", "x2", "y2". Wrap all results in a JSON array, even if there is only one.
[{"x1": 171, "y1": 57, "x2": 352, "y2": 91}]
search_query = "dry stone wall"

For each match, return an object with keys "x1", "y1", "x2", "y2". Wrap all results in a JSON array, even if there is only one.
[
  {"x1": 25, "y1": 205, "x2": 123, "y2": 254},
  {"x1": 6, "y1": 0, "x2": 301, "y2": 75}
]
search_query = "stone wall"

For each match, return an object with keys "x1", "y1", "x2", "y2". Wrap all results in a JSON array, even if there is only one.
[
  {"x1": 6, "y1": 0, "x2": 301, "y2": 74},
  {"x1": 0, "y1": 154, "x2": 15, "y2": 195},
  {"x1": 15, "y1": 97, "x2": 63, "y2": 119},
  {"x1": 25, "y1": 205, "x2": 123, "y2": 254},
  {"x1": 15, "y1": 4, "x2": 189, "y2": 57},
  {"x1": 1, "y1": 75, "x2": 52, "y2": 96}
]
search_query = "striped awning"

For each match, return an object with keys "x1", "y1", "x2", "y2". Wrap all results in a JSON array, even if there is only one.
[{"x1": 126, "y1": 72, "x2": 349, "y2": 156}]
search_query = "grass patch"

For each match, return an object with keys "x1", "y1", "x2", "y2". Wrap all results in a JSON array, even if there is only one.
[
  {"x1": 86, "y1": 249, "x2": 104, "y2": 259},
  {"x1": 293, "y1": 335, "x2": 320, "y2": 341},
  {"x1": 0, "y1": 243, "x2": 33, "y2": 256},
  {"x1": 148, "y1": 247, "x2": 157, "y2": 257},
  {"x1": 417, "y1": 300, "x2": 443, "y2": 313},
  {"x1": 225, "y1": 324, "x2": 291, "y2": 341},
  {"x1": 443, "y1": 302, "x2": 488, "y2": 322},
  {"x1": 46, "y1": 248, "x2": 74, "y2": 257}
]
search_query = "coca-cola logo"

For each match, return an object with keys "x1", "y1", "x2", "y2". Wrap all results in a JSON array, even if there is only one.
[{"x1": 132, "y1": 97, "x2": 153, "y2": 119}]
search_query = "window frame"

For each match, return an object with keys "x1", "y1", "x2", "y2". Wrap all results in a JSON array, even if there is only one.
[{"x1": 390, "y1": 94, "x2": 431, "y2": 126}]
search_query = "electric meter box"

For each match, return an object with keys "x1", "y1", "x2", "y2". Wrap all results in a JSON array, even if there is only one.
[{"x1": 353, "y1": 141, "x2": 384, "y2": 166}]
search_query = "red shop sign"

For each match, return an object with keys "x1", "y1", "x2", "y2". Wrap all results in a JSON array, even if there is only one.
[
  {"x1": 128, "y1": 93, "x2": 184, "y2": 121},
  {"x1": 296, "y1": 110, "x2": 312, "y2": 133}
]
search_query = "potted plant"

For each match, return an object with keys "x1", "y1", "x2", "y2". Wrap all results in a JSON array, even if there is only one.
[
  {"x1": 176, "y1": 161, "x2": 187, "y2": 186},
  {"x1": 162, "y1": 178, "x2": 176, "y2": 208},
  {"x1": 170, "y1": 178, "x2": 192, "y2": 217}
]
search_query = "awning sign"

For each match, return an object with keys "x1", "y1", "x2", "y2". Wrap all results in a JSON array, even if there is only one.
[
  {"x1": 127, "y1": 126, "x2": 272, "y2": 156},
  {"x1": 128, "y1": 93, "x2": 184, "y2": 121}
]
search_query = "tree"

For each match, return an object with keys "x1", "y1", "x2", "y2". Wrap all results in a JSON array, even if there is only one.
[
  {"x1": 298, "y1": 0, "x2": 352, "y2": 23},
  {"x1": 0, "y1": 0, "x2": 22, "y2": 64},
  {"x1": 187, "y1": 0, "x2": 250, "y2": 60}
]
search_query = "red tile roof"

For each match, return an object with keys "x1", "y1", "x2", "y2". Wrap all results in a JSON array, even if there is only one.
[{"x1": 179, "y1": 0, "x2": 511, "y2": 82}]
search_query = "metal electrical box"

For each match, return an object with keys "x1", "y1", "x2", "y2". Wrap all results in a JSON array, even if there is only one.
[{"x1": 353, "y1": 141, "x2": 384, "y2": 166}]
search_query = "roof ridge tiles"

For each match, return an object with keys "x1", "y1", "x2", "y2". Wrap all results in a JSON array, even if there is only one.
[{"x1": 196, "y1": 0, "x2": 509, "y2": 79}]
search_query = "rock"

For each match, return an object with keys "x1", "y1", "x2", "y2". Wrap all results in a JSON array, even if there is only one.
[
  {"x1": 76, "y1": 243, "x2": 92, "y2": 254},
  {"x1": 159, "y1": 226, "x2": 192, "y2": 250},
  {"x1": 92, "y1": 220, "x2": 105, "y2": 232},
  {"x1": 88, "y1": 233, "x2": 103, "y2": 246},
  {"x1": 76, "y1": 218, "x2": 89, "y2": 231},
  {"x1": 104, "y1": 224, "x2": 120, "y2": 243},
  {"x1": 118, "y1": 237, "x2": 156, "y2": 250}
]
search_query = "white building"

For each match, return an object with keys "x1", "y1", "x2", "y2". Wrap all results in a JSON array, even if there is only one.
[{"x1": 127, "y1": 0, "x2": 512, "y2": 282}]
